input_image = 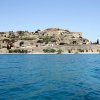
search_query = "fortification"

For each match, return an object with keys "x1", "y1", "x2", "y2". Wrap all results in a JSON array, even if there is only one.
[{"x1": 0, "y1": 28, "x2": 99, "y2": 54}]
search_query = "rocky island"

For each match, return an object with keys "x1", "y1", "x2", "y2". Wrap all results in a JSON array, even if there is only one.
[{"x1": 0, "y1": 28, "x2": 100, "y2": 54}]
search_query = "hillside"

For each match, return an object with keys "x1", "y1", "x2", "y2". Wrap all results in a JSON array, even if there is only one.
[{"x1": 0, "y1": 28, "x2": 99, "y2": 54}]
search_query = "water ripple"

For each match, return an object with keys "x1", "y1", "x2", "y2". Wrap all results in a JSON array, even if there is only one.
[{"x1": 0, "y1": 55, "x2": 100, "y2": 100}]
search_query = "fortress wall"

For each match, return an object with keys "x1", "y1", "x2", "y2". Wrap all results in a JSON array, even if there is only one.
[{"x1": 57, "y1": 45, "x2": 100, "y2": 53}]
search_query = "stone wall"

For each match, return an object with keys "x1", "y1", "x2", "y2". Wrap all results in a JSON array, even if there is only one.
[{"x1": 57, "y1": 45, "x2": 100, "y2": 53}]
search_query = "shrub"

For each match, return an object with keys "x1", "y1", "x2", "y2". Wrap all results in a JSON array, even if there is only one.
[
  {"x1": 37, "y1": 40, "x2": 44, "y2": 43},
  {"x1": 97, "y1": 50, "x2": 100, "y2": 52},
  {"x1": 3, "y1": 39, "x2": 10, "y2": 43},
  {"x1": 78, "y1": 49, "x2": 84, "y2": 52},
  {"x1": 59, "y1": 43, "x2": 66, "y2": 45},
  {"x1": 51, "y1": 39, "x2": 57, "y2": 42},
  {"x1": 43, "y1": 49, "x2": 49, "y2": 53},
  {"x1": 9, "y1": 49, "x2": 28, "y2": 53},
  {"x1": 43, "y1": 48, "x2": 56, "y2": 53},
  {"x1": 40, "y1": 36, "x2": 56, "y2": 44},
  {"x1": 2, "y1": 46, "x2": 7, "y2": 48},
  {"x1": 68, "y1": 50, "x2": 71, "y2": 53},
  {"x1": 17, "y1": 31, "x2": 25, "y2": 35},
  {"x1": 20, "y1": 37, "x2": 34, "y2": 40},
  {"x1": 50, "y1": 49, "x2": 56, "y2": 53},
  {"x1": 35, "y1": 29, "x2": 41, "y2": 33},
  {"x1": 57, "y1": 49, "x2": 63, "y2": 54},
  {"x1": 11, "y1": 39, "x2": 16, "y2": 43},
  {"x1": 86, "y1": 50, "x2": 88, "y2": 52}
]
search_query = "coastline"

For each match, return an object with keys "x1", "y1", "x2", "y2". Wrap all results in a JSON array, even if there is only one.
[
  {"x1": 0, "y1": 52, "x2": 100, "y2": 54},
  {"x1": 0, "y1": 28, "x2": 100, "y2": 55}
]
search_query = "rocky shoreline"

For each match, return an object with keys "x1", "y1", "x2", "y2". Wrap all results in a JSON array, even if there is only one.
[{"x1": 0, "y1": 28, "x2": 99, "y2": 54}]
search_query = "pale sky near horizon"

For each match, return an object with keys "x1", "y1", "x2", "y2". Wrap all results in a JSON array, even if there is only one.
[{"x1": 0, "y1": 0, "x2": 100, "y2": 42}]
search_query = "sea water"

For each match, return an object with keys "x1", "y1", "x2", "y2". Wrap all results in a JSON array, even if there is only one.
[{"x1": 0, "y1": 54, "x2": 100, "y2": 100}]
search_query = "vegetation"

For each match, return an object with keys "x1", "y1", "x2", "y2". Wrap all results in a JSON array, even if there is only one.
[
  {"x1": 2, "y1": 46, "x2": 7, "y2": 48},
  {"x1": 3, "y1": 39, "x2": 10, "y2": 43},
  {"x1": 9, "y1": 49, "x2": 28, "y2": 53},
  {"x1": 7, "y1": 43, "x2": 14, "y2": 50},
  {"x1": 8, "y1": 31, "x2": 16, "y2": 38},
  {"x1": 97, "y1": 50, "x2": 100, "y2": 52},
  {"x1": 20, "y1": 37, "x2": 35, "y2": 40},
  {"x1": 86, "y1": 50, "x2": 88, "y2": 52},
  {"x1": 35, "y1": 29, "x2": 41, "y2": 33},
  {"x1": 43, "y1": 48, "x2": 56, "y2": 53},
  {"x1": 0, "y1": 28, "x2": 99, "y2": 54},
  {"x1": 17, "y1": 31, "x2": 25, "y2": 35},
  {"x1": 68, "y1": 50, "x2": 71, "y2": 53},
  {"x1": 78, "y1": 49, "x2": 84, "y2": 52},
  {"x1": 97, "y1": 39, "x2": 99, "y2": 44},
  {"x1": 59, "y1": 42, "x2": 66, "y2": 45},
  {"x1": 0, "y1": 32, "x2": 5, "y2": 34},
  {"x1": 43, "y1": 48, "x2": 63, "y2": 54},
  {"x1": 40, "y1": 36, "x2": 57, "y2": 44},
  {"x1": 37, "y1": 40, "x2": 44, "y2": 43},
  {"x1": 11, "y1": 39, "x2": 16, "y2": 43},
  {"x1": 57, "y1": 49, "x2": 63, "y2": 54}
]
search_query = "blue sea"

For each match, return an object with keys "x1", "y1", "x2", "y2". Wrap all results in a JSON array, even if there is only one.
[{"x1": 0, "y1": 55, "x2": 100, "y2": 100}]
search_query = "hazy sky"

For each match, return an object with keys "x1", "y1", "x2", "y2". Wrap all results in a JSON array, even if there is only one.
[{"x1": 0, "y1": 0, "x2": 100, "y2": 41}]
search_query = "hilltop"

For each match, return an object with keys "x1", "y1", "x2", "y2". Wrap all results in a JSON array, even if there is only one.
[{"x1": 0, "y1": 28, "x2": 99, "y2": 54}]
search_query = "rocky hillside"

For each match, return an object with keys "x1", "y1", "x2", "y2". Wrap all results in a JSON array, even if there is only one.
[{"x1": 0, "y1": 28, "x2": 98, "y2": 54}]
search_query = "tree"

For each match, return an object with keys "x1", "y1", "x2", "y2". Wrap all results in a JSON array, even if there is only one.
[
  {"x1": 97, "y1": 39, "x2": 99, "y2": 44},
  {"x1": 35, "y1": 29, "x2": 41, "y2": 33},
  {"x1": 7, "y1": 44, "x2": 11, "y2": 50}
]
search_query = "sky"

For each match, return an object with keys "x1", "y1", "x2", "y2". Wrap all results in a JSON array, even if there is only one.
[{"x1": 0, "y1": 0, "x2": 100, "y2": 42}]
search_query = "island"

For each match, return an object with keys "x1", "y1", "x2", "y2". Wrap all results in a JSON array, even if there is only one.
[{"x1": 0, "y1": 28, "x2": 100, "y2": 54}]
